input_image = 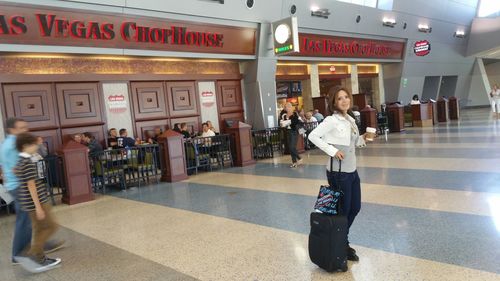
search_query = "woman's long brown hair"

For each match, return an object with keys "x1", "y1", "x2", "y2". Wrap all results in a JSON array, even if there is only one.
[{"x1": 327, "y1": 86, "x2": 354, "y2": 118}]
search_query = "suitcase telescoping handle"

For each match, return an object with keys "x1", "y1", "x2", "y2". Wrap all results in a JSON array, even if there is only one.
[{"x1": 330, "y1": 157, "x2": 342, "y2": 191}]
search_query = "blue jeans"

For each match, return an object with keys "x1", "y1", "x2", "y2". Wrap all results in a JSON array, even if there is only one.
[{"x1": 9, "y1": 190, "x2": 32, "y2": 259}]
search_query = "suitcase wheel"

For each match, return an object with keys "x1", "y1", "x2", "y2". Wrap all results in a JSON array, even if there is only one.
[{"x1": 341, "y1": 265, "x2": 348, "y2": 272}]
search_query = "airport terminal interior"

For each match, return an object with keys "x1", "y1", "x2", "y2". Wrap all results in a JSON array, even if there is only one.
[{"x1": 0, "y1": 0, "x2": 499, "y2": 280}]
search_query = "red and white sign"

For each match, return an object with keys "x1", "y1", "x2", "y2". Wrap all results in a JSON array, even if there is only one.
[
  {"x1": 197, "y1": 82, "x2": 220, "y2": 133},
  {"x1": 108, "y1": 94, "x2": 127, "y2": 113},
  {"x1": 414, "y1": 40, "x2": 431, "y2": 56},
  {"x1": 329, "y1": 66, "x2": 336, "y2": 72},
  {"x1": 200, "y1": 91, "x2": 216, "y2": 108}
]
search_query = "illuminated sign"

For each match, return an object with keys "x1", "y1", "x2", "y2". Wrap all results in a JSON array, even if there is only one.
[
  {"x1": 294, "y1": 33, "x2": 405, "y2": 59},
  {"x1": 272, "y1": 16, "x2": 299, "y2": 55}
]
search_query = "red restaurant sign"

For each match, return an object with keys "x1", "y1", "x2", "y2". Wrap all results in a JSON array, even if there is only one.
[
  {"x1": 413, "y1": 40, "x2": 431, "y2": 56},
  {"x1": 295, "y1": 33, "x2": 404, "y2": 59},
  {"x1": 0, "y1": 4, "x2": 256, "y2": 55}
]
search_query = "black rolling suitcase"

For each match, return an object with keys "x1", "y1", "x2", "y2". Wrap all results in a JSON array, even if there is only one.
[
  {"x1": 308, "y1": 212, "x2": 348, "y2": 272},
  {"x1": 308, "y1": 159, "x2": 348, "y2": 272}
]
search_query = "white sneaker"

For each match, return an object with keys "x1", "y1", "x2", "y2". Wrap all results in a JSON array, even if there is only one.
[{"x1": 15, "y1": 256, "x2": 61, "y2": 273}]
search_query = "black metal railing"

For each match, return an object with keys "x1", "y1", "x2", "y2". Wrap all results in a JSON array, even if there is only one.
[
  {"x1": 251, "y1": 122, "x2": 322, "y2": 159},
  {"x1": 89, "y1": 144, "x2": 160, "y2": 193},
  {"x1": 251, "y1": 128, "x2": 284, "y2": 159},
  {"x1": 184, "y1": 134, "x2": 233, "y2": 174},
  {"x1": 40, "y1": 155, "x2": 67, "y2": 204},
  {"x1": 302, "y1": 121, "x2": 319, "y2": 150}
]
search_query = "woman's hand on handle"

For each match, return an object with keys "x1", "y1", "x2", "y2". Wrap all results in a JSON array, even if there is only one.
[{"x1": 334, "y1": 151, "x2": 345, "y2": 160}]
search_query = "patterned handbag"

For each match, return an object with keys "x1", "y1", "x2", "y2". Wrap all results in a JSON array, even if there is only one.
[{"x1": 313, "y1": 158, "x2": 343, "y2": 215}]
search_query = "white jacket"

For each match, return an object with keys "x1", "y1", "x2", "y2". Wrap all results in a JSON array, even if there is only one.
[{"x1": 308, "y1": 113, "x2": 366, "y2": 158}]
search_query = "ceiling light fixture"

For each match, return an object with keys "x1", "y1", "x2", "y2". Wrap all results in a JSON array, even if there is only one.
[
  {"x1": 311, "y1": 6, "x2": 330, "y2": 19},
  {"x1": 382, "y1": 17, "x2": 396, "y2": 27},
  {"x1": 454, "y1": 30, "x2": 466, "y2": 38},
  {"x1": 418, "y1": 24, "x2": 432, "y2": 33}
]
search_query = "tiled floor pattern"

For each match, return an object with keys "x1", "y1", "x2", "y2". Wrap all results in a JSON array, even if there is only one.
[{"x1": 0, "y1": 108, "x2": 499, "y2": 280}]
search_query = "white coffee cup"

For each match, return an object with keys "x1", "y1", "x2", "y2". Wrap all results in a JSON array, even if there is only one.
[{"x1": 365, "y1": 127, "x2": 376, "y2": 141}]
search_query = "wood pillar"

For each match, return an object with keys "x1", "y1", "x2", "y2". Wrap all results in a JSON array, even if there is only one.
[
  {"x1": 60, "y1": 141, "x2": 94, "y2": 205},
  {"x1": 411, "y1": 103, "x2": 434, "y2": 127},
  {"x1": 158, "y1": 130, "x2": 188, "y2": 182},
  {"x1": 437, "y1": 97, "x2": 449, "y2": 122},
  {"x1": 387, "y1": 103, "x2": 405, "y2": 132},
  {"x1": 225, "y1": 122, "x2": 256, "y2": 167},
  {"x1": 448, "y1": 97, "x2": 460, "y2": 120},
  {"x1": 360, "y1": 106, "x2": 377, "y2": 134}
]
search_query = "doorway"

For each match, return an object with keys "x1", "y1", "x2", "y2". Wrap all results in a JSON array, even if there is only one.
[
  {"x1": 438, "y1": 76, "x2": 458, "y2": 99},
  {"x1": 422, "y1": 76, "x2": 441, "y2": 101}
]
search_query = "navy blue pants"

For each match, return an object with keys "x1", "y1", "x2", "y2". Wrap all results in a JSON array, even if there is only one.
[{"x1": 326, "y1": 170, "x2": 361, "y2": 236}]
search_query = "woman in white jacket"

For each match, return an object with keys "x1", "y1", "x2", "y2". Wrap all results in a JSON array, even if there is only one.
[{"x1": 308, "y1": 86, "x2": 369, "y2": 262}]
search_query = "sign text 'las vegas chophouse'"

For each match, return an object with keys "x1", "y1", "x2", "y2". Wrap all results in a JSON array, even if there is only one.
[{"x1": 0, "y1": 5, "x2": 256, "y2": 55}]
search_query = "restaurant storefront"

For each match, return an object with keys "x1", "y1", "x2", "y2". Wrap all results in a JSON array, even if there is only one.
[
  {"x1": 0, "y1": 3, "x2": 257, "y2": 153},
  {"x1": 275, "y1": 32, "x2": 405, "y2": 117}
]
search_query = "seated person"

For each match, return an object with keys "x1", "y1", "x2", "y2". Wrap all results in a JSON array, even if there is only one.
[
  {"x1": 36, "y1": 136, "x2": 48, "y2": 157},
  {"x1": 73, "y1": 133, "x2": 83, "y2": 144},
  {"x1": 82, "y1": 132, "x2": 103, "y2": 155},
  {"x1": 141, "y1": 131, "x2": 152, "y2": 144},
  {"x1": 206, "y1": 120, "x2": 218, "y2": 134},
  {"x1": 116, "y1": 128, "x2": 137, "y2": 148},
  {"x1": 152, "y1": 127, "x2": 162, "y2": 143},
  {"x1": 180, "y1": 123, "x2": 191, "y2": 139},
  {"x1": 173, "y1": 123, "x2": 182, "y2": 134},
  {"x1": 304, "y1": 111, "x2": 318, "y2": 123},
  {"x1": 201, "y1": 122, "x2": 216, "y2": 137},
  {"x1": 313, "y1": 109, "x2": 324, "y2": 122},
  {"x1": 410, "y1": 94, "x2": 421, "y2": 105},
  {"x1": 107, "y1": 128, "x2": 118, "y2": 149}
]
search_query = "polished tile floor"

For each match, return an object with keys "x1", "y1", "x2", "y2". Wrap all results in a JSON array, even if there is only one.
[{"x1": 1, "y1": 108, "x2": 499, "y2": 281}]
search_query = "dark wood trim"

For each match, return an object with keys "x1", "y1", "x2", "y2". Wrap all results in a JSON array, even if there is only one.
[
  {"x1": 0, "y1": 74, "x2": 243, "y2": 84},
  {"x1": 275, "y1": 75, "x2": 310, "y2": 81},
  {"x1": 219, "y1": 110, "x2": 244, "y2": 114},
  {"x1": 319, "y1": 74, "x2": 351, "y2": 80},
  {"x1": 0, "y1": 83, "x2": 6, "y2": 122},
  {"x1": 30, "y1": 126, "x2": 60, "y2": 131},
  {"x1": 60, "y1": 122, "x2": 106, "y2": 129},
  {"x1": 358, "y1": 73, "x2": 379, "y2": 78}
]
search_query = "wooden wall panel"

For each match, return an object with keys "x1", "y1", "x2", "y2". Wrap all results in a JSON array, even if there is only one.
[
  {"x1": 134, "y1": 119, "x2": 170, "y2": 141},
  {"x1": 165, "y1": 81, "x2": 199, "y2": 117},
  {"x1": 56, "y1": 83, "x2": 103, "y2": 127},
  {"x1": 2, "y1": 83, "x2": 58, "y2": 130},
  {"x1": 216, "y1": 80, "x2": 243, "y2": 114},
  {"x1": 130, "y1": 82, "x2": 168, "y2": 120},
  {"x1": 170, "y1": 116, "x2": 201, "y2": 136}
]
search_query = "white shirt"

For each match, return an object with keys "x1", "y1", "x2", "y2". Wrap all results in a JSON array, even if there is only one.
[
  {"x1": 305, "y1": 116, "x2": 318, "y2": 123},
  {"x1": 201, "y1": 130, "x2": 216, "y2": 137},
  {"x1": 410, "y1": 100, "x2": 421, "y2": 105}
]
